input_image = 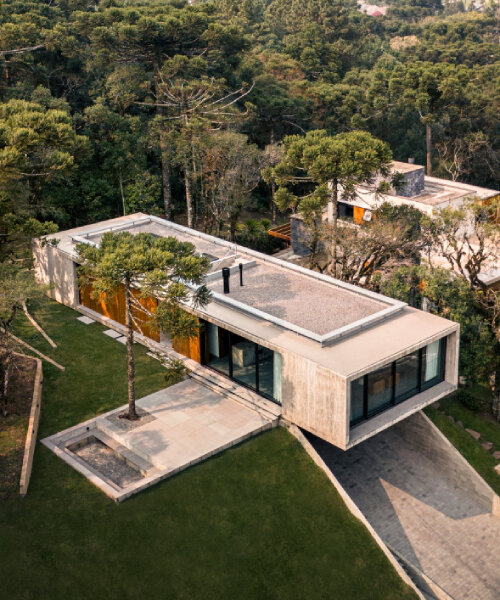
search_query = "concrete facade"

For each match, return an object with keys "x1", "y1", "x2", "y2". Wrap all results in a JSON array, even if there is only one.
[{"x1": 34, "y1": 213, "x2": 460, "y2": 450}]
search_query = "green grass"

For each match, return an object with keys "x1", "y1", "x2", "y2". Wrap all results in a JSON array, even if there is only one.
[
  {"x1": 11, "y1": 297, "x2": 168, "y2": 436},
  {"x1": 0, "y1": 297, "x2": 417, "y2": 600},
  {"x1": 436, "y1": 394, "x2": 500, "y2": 448},
  {"x1": 425, "y1": 404, "x2": 500, "y2": 496}
]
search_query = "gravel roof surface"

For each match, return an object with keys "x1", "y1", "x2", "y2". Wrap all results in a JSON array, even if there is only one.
[
  {"x1": 73, "y1": 215, "x2": 390, "y2": 336},
  {"x1": 87, "y1": 221, "x2": 235, "y2": 260},
  {"x1": 208, "y1": 263, "x2": 387, "y2": 335}
]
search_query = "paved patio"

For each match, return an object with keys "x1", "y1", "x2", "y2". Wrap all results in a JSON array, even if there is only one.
[
  {"x1": 309, "y1": 426, "x2": 500, "y2": 600},
  {"x1": 43, "y1": 379, "x2": 275, "y2": 501}
]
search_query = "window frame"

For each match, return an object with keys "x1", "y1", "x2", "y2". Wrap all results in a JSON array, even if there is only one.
[{"x1": 349, "y1": 337, "x2": 447, "y2": 427}]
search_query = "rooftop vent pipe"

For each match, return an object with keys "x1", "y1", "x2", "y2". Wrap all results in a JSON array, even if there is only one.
[
  {"x1": 222, "y1": 267, "x2": 230, "y2": 294},
  {"x1": 239, "y1": 263, "x2": 244, "y2": 286},
  {"x1": 408, "y1": 157, "x2": 415, "y2": 164}
]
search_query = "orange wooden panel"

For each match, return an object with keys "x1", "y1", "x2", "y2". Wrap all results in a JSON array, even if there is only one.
[
  {"x1": 79, "y1": 279, "x2": 160, "y2": 342},
  {"x1": 131, "y1": 288, "x2": 160, "y2": 342},
  {"x1": 172, "y1": 315, "x2": 201, "y2": 362},
  {"x1": 79, "y1": 281, "x2": 126, "y2": 326},
  {"x1": 353, "y1": 206, "x2": 365, "y2": 225},
  {"x1": 172, "y1": 335, "x2": 201, "y2": 362}
]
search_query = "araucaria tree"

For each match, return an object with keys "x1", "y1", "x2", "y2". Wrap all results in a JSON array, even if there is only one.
[
  {"x1": 268, "y1": 130, "x2": 392, "y2": 276},
  {"x1": 77, "y1": 232, "x2": 211, "y2": 420}
]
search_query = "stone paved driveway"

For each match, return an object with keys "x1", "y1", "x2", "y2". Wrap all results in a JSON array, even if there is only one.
[{"x1": 309, "y1": 426, "x2": 500, "y2": 600}]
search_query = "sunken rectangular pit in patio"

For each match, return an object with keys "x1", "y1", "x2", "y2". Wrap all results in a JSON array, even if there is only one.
[{"x1": 67, "y1": 435, "x2": 146, "y2": 488}]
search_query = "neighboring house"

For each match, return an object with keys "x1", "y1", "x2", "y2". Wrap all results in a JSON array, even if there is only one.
[
  {"x1": 357, "y1": 2, "x2": 388, "y2": 17},
  {"x1": 34, "y1": 213, "x2": 459, "y2": 450},
  {"x1": 280, "y1": 160, "x2": 500, "y2": 288}
]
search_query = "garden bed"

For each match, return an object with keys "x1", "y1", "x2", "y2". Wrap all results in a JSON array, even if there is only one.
[{"x1": 0, "y1": 354, "x2": 37, "y2": 499}]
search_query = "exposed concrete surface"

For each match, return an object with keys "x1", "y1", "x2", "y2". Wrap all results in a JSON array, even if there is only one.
[
  {"x1": 43, "y1": 379, "x2": 274, "y2": 501},
  {"x1": 308, "y1": 422, "x2": 500, "y2": 600}
]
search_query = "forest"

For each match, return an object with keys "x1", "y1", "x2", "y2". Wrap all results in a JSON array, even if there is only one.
[
  {"x1": 0, "y1": 0, "x2": 498, "y2": 238},
  {"x1": 0, "y1": 0, "x2": 499, "y2": 413}
]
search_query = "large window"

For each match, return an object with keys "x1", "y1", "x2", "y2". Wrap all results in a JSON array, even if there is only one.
[
  {"x1": 202, "y1": 321, "x2": 282, "y2": 404},
  {"x1": 350, "y1": 338, "x2": 446, "y2": 427}
]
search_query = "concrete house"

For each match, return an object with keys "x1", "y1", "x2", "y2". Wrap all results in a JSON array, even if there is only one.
[
  {"x1": 34, "y1": 213, "x2": 459, "y2": 450},
  {"x1": 278, "y1": 160, "x2": 500, "y2": 288}
]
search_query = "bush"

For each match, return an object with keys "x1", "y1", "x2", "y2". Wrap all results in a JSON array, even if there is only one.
[
  {"x1": 163, "y1": 357, "x2": 187, "y2": 386},
  {"x1": 455, "y1": 387, "x2": 488, "y2": 413}
]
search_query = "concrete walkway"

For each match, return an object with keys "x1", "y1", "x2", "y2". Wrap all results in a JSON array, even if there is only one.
[
  {"x1": 101, "y1": 379, "x2": 272, "y2": 470},
  {"x1": 309, "y1": 426, "x2": 500, "y2": 600}
]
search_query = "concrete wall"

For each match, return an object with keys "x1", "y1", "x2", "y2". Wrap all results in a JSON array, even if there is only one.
[
  {"x1": 281, "y1": 353, "x2": 348, "y2": 448},
  {"x1": 393, "y1": 166, "x2": 425, "y2": 198},
  {"x1": 33, "y1": 241, "x2": 79, "y2": 308},
  {"x1": 188, "y1": 310, "x2": 350, "y2": 448},
  {"x1": 290, "y1": 216, "x2": 311, "y2": 256},
  {"x1": 394, "y1": 411, "x2": 499, "y2": 515}
]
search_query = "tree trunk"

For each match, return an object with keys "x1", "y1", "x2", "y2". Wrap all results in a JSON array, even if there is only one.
[
  {"x1": 271, "y1": 182, "x2": 277, "y2": 224},
  {"x1": 185, "y1": 168, "x2": 193, "y2": 228},
  {"x1": 124, "y1": 281, "x2": 138, "y2": 420},
  {"x1": 0, "y1": 348, "x2": 12, "y2": 418},
  {"x1": 330, "y1": 180, "x2": 338, "y2": 278},
  {"x1": 119, "y1": 171, "x2": 126, "y2": 216},
  {"x1": 426, "y1": 122, "x2": 432, "y2": 176},
  {"x1": 160, "y1": 135, "x2": 172, "y2": 219}
]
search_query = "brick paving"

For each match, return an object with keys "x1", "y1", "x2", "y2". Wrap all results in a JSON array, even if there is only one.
[{"x1": 309, "y1": 427, "x2": 500, "y2": 600}]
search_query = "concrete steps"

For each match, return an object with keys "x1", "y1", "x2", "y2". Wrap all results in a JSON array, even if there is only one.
[
  {"x1": 95, "y1": 416, "x2": 161, "y2": 468},
  {"x1": 189, "y1": 368, "x2": 281, "y2": 424}
]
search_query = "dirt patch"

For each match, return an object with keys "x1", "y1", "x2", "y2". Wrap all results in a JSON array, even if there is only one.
[
  {"x1": 0, "y1": 354, "x2": 37, "y2": 499},
  {"x1": 106, "y1": 406, "x2": 156, "y2": 431}
]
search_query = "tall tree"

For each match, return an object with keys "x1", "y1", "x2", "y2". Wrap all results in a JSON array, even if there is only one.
[
  {"x1": 77, "y1": 232, "x2": 211, "y2": 420},
  {"x1": 268, "y1": 129, "x2": 392, "y2": 276},
  {"x1": 388, "y1": 62, "x2": 469, "y2": 175},
  {"x1": 0, "y1": 265, "x2": 45, "y2": 417},
  {"x1": 140, "y1": 55, "x2": 254, "y2": 228}
]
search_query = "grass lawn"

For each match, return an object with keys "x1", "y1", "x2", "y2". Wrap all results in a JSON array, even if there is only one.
[{"x1": 0, "y1": 297, "x2": 417, "y2": 600}]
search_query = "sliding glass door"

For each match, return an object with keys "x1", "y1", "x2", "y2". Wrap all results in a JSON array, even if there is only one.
[{"x1": 202, "y1": 320, "x2": 282, "y2": 404}]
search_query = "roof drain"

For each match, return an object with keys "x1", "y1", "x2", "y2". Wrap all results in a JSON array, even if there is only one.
[
  {"x1": 239, "y1": 263, "x2": 244, "y2": 286},
  {"x1": 222, "y1": 267, "x2": 230, "y2": 294}
]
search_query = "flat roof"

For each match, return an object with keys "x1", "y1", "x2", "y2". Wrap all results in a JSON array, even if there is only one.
[
  {"x1": 47, "y1": 213, "x2": 458, "y2": 375},
  {"x1": 208, "y1": 262, "x2": 387, "y2": 336},
  {"x1": 52, "y1": 213, "x2": 405, "y2": 346}
]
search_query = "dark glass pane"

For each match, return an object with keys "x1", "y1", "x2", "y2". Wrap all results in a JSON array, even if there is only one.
[
  {"x1": 350, "y1": 377, "x2": 365, "y2": 425},
  {"x1": 367, "y1": 365, "x2": 393, "y2": 415},
  {"x1": 395, "y1": 350, "x2": 419, "y2": 402},
  {"x1": 206, "y1": 323, "x2": 230, "y2": 376},
  {"x1": 231, "y1": 334, "x2": 257, "y2": 390},
  {"x1": 256, "y1": 344, "x2": 274, "y2": 399}
]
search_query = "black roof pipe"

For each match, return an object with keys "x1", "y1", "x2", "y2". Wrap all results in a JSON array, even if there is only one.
[{"x1": 222, "y1": 267, "x2": 230, "y2": 294}]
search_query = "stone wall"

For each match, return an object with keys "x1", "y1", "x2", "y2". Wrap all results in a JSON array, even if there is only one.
[{"x1": 393, "y1": 166, "x2": 425, "y2": 198}]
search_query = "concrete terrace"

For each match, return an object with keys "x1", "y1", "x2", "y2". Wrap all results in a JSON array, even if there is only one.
[{"x1": 43, "y1": 379, "x2": 275, "y2": 502}]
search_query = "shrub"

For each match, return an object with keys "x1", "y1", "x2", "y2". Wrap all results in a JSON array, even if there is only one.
[{"x1": 163, "y1": 357, "x2": 187, "y2": 386}]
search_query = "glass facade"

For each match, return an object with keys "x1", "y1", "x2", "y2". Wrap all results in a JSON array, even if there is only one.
[
  {"x1": 350, "y1": 337, "x2": 447, "y2": 427},
  {"x1": 202, "y1": 320, "x2": 282, "y2": 404}
]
